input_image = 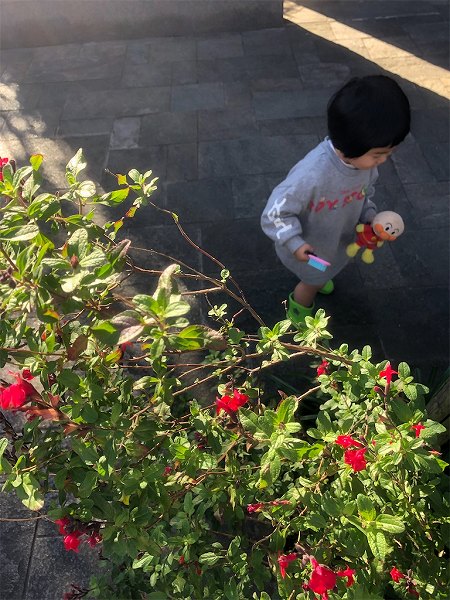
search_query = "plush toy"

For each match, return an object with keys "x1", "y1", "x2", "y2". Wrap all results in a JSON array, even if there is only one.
[{"x1": 346, "y1": 211, "x2": 405, "y2": 264}]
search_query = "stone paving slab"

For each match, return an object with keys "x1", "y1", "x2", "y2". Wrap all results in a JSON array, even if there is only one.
[{"x1": 0, "y1": 1, "x2": 449, "y2": 597}]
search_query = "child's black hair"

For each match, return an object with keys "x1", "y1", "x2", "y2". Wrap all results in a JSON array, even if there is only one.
[{"x1": 327, "y1": 75, "x2": 410, "y2": 158}]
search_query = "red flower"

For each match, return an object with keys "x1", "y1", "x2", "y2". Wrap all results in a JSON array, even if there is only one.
[
  {"x1": 316, "y1": 360, "x2": 329, "y2": 376},
  {"x1": 278, "y1": 553, "x2": 297, "y2": 579},
  {"x1": 379, "y1": 362, "x2": 398, "y2": 384},
  {"x1": 215, "y1": 389, "x2": 249, "y2": 415},
  {"x1": 55, "y1": 517, "x2": 70, "y2": 535},
  {"x1": 178, "y1": 555, "x2": 185, "y2": 565},
  {"x1": 390, "y1": 566, "x2": 406, "y2": 583},
  {"x1": 247, "y1": 502, "x2": 264, "y2": 513},
  {"x1": 307, "y1": 558, "x2": 337, "y2": 600},
  {"x1": 163, "y1": 466, "x2": 172, "y2": 476},
  {"x1": 21, "y1": 369, "x2": 34, "y2": 380},
  {"x1": 87, "y1": 531, "x2": 102, "y2": 547},
  {"x1": 0, "y1": 377, "x2": 36, "y2": 410},
  {"x1": 337, "y1": 566, "x2": 356, "y2": 587},
  {"x1": 344, "y1": 448, "x2": 367, "y2": 472},
  {"x1": 335, "y1": 435, "x2": 364, "y2": 449},
  {"x1": 411, "y1": 423, "x2": 425, "y2": 438},
  {"x1": 63, "y1": 531, "x2": 82, "y2": 552},
  {"x1": 0, "y1": 157, "x2": 8, "y2": 182}
]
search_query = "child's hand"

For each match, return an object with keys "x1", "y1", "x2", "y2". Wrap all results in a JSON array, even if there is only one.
[{"x1": 294, "y1": 244, "x2": 314, "y2": 262}]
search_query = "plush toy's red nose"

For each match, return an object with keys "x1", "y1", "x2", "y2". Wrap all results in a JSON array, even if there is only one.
[{"x1": 373, "y1": 222, "x2": 397, "y2": 241}]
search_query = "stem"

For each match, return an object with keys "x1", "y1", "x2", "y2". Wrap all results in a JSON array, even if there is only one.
[
  {"x1": 0, "y1": 243, "x2": 19, "y2": 271},
  {"x1": 172, "y1": 364, "x2": 237, "y2": 397},
  {"x1": 0, "y1": 515, "x2": 44, "y2": 522}
]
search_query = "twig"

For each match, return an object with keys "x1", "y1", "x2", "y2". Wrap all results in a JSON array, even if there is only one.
[{"x1": 0, "y1": 515, "x2": 44, "y2": 522}]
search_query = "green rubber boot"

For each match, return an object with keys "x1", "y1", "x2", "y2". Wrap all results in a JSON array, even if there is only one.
[
  {"x1": 318, "y1": 280, "x2": 334, "y2": 295},
  {"x1": 287, "y1": 293, "x2": 314, "y2": 325}
]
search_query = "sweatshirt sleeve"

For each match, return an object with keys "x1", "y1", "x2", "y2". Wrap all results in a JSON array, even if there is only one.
[
  {"x1": 359, "y1": 168, "x2": 378, "y2": 224},
  {"x1": 261, "y1": 186, "x2": 307, "y2": 254}
]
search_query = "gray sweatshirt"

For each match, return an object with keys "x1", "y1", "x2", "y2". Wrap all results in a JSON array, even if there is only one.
[{"x1": 261, "y1": 138, "x2": 378, "y2": 285}]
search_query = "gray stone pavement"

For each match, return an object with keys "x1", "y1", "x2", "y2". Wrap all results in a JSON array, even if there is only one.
[{"x1": 0, "y1": 1, "x2": 449, "y2": 597}]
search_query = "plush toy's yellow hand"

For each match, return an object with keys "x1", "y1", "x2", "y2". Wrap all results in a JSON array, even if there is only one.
[{"x1": 355, "y1": 224, "x2": 365, "y2": 233}]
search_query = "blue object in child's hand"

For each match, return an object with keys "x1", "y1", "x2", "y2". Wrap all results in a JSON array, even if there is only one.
[{"x1": 306, "y1": 252, "x2": 331, "y2": 272}]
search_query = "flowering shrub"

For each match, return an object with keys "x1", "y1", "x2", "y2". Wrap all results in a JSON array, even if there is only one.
[{"x1": 0, "y1": 152, "x2": 449, "y2": 600}]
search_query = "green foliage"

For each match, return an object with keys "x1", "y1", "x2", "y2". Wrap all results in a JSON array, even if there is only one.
[{"x1": 0, "y1": 152, "x2": 448, "y2": 600}]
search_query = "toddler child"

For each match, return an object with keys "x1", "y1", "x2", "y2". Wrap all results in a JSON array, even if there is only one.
[{"x1": 261, "y1": 75, "x2": 410, "y2": 324}]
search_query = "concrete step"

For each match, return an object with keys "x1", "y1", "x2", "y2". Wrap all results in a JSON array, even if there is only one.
[{"x1": 0, "y1": 0, "x2": 283, "y2": 48}]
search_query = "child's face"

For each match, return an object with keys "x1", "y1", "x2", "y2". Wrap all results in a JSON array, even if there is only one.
[{"x1": 344, "y1": 146, "x2": 395, "y2": 170}]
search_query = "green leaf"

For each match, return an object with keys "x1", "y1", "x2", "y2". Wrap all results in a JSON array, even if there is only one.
[
  {"x1": 67, "y1": 228, "x2": 88, "y2": 259},
  {"x1": 357, "y1": 494, "x2": 376, "y2": 521},
  {"x1": 0, "y1": 222, "x2": 39, "y2": 241},
  {"x1": 239, "y1": 409, "x2": 259, "y2": 434},
  {"x1": 390, "y1": 398, "x2": 413, "y2": 422},
  {"x1": 362, "y1": 345, "x2": 372, "y2": 360},
  {"x1": 59, "y1": 369, "x2": 81, "y2": 390},
  {"x1": 79, "y1": 471, "x2": 98, "y2": 498},
  {"x1": 153, "y1": 264, "x2": 179, "y2": 303},
  {"x1": 71, "y1": 438, "x2": 99, "y2": 465},
  {"x1": 183, "y1": 491, "x2": 194, "y2": 517},
  {"x1": 79, "y1": 248, "x2": 106, "y2": 269},
  {"x1": 366, "y1": 528, "x2": 388, "y2": 560},
  {"x1": 375, "y1": 514, "x2": 405, "y2": 534},
  {"x1": 0, "y1": 438, "x2": 9, "y2": 473},
  {"x1": 132, "y1": 553, "x2": 154, "y2": 570},
  {"x1": 322, "y1": 494, "x2": 340, "y2": 518},
  {"x1": 1, "y1": 162, "x2": 15, "y2": 184},
  {"x1": 398, "y1": 362, "x2": 410, "y2": 378},
  {"x1": 61, "y1": 272, "x2": 85, "y2": 293},
  {"x1": 66, "y1": 148, "x2": 87, "y2": 179},
  {"x1": 133, "y1": 294, "x2": 160, "y2": 316},
  {"x1": 420, "y1": 422, "x2": 446, "y2": 440},
  {"x1": 128, "y1": 168, "x2": 141, "y2": 183},
  {"x1": 199, "y1": 552, "x2": 221, "y2": 566},
  {"x1": 403, "y1": 384, "x2": 418, "y2": 400},
  {"x1": 15, "y1": 473, "x2": 45, "y2": 511},
  {"x1": 54, "y1": 468, "x2": 68, "y2": 490},
  {"x1": 77, "y1": 180, "x2": 96, "y2": 198},
  {"x1": 175, "y1": 325, "x2": 205, "y2": 350},
  {"x1": 164, "y1": 299, "x2": 190, "y2": 318},
  {"x1": 81, "y1": 404, "x2": 98, "y2": 424},
  {"x1": 91, "y1": 321, "x2": 119, "y2": 346},
  {"x1": 0, "y1": 438, "x2": 8, "y2": 460},
  {"x1": 30, "y1": 153, "x2": 44, "y2": 171},
  {"x1": 98, "y1": 187, "x2": 130, "y2": 206},
  {"x1": 341, "y1": 514, "x2": 366, "y2": 534},
  {"x1": 316, "y1": 411, "x2": 333, "y2": 434},
  {"x1": 275, "y1": 396, "x2": 297, "y2": 424},
  {"x1": 284, "y1": 422, "x2": 302, "y2": 434},
  {"x1": 270, "y1": 454, "x2": 281, "y2": 482},
  {"x1": 133, "y1": 376, "x2": 156, "y2": 391},
  {"x1": 27, "y1": 195, "x2": 60, "y2": 220}
]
